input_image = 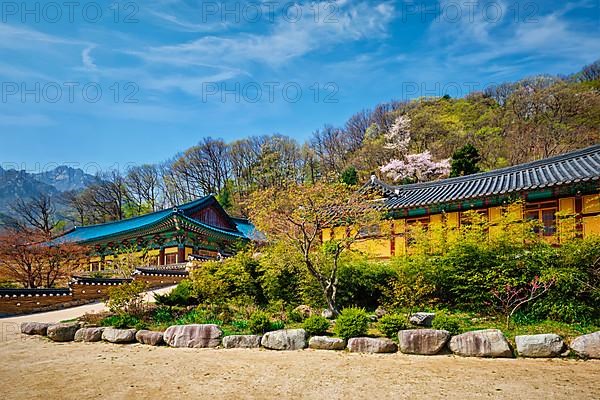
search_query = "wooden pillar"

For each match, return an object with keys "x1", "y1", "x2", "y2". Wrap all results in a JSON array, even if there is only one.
[
  {"x1": 177, "y1": 245, "x2": 186, "y2": 264},
  {"x1": 158, "y1": 247, "x2": 165, "y2": 266},
  {"x1": 575, "y1": 194, "x2": 583, "y2": 238}
]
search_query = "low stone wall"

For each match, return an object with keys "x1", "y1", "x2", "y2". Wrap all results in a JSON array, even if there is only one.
[
  {"x1": 0, "y1": 289, "x2": 94, "y2": 316},
  {"x1": 20, "y1": 323, "x2": 600, "y2": 360},
  {"x1": 0, "y1": 270, "x2": 189, "y2": 316}
]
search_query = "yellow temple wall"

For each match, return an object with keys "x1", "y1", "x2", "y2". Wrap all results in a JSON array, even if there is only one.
[{"x1": 322, "y1": 193, "x2": 600, "y2": 259}]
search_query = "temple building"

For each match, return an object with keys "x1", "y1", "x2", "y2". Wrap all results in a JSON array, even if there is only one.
[
  {"x1": 323, "y1": 145, "x2": 600, "y2": 258},
  {"x1": 55, "y1": 195, "x2": 258, "y2": 271}
]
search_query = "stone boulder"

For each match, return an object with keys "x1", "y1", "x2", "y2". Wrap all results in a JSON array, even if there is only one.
[
  {"x1": 74, "y1": 327, "x2": 105, "y2": 342},
  {"x1": 409, "y1": 312, "x2": 436, "y2": 327},
  {"x1": 449, "y1": 329, "x2": 513, "y2": 358},
  {"x1": 261, "y1": 329, "x2": 307, "y2": 350},
  {"x1": 347, "y1": 337, "x2": 398, "y2": 353},
  {"x1": 398, "y1": 329, "x2": 450, "y2": 355},
  {"x1": 321, "y1": 309, "x2": 335, "y2": 319},
  {"x1": 309, "y1": 336, "x2": 346, "y2": 350},
  {"x1": 136, "y1": 330, "x2": 165, "y2": 346},
  {"x1": 515, "y1": 334, "x2": 565, "y2": 358},
  {"x1": 570, "y1": 331, "x2": 600, "y2": 359},
  {"x1": 222, "y1": 335, "x2": 262, "y2": 349},
  {"x1": 102, "y1": 328, "x2": 137, "y2": 344},
  {"x1": 21, "y1": 322, "x2": 51, "y2": 336},
  {"x1": 164, "y1": 324, "x2": 222, "y2": 348},
  {"x1": 47, "y1": 323, "x2": 80, "y2": 342}
]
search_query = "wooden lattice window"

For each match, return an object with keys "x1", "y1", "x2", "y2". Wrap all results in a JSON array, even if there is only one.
[{"x1": 525, "y1": 201, "x2": 558, "y2": 236}]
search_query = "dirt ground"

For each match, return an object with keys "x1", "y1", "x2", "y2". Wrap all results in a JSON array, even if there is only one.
[{"x1": 0, "y1": 321, "x2": 598, "y2": 400}]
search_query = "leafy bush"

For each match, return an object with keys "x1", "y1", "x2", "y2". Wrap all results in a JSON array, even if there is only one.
[
  {"x1": 259, "y1": 241, "x2": 323, "y2": 307},
  {"x1": 176, "y1": 309, "x2": 204, "y2": 325},
  {"x1": 302, "y1": 315, "x2": 331, "y2": 336},
  {"x1": 248, "y1": 311, "x2": 273, "y2": 334},
  {"x1": 336, "y1": 256, "x2": 396, "y2": 310},
  {"x1": 431, "y1": 313, "x2": 461, "y2": 336},
  {"x1": 154, "y1": 280, "x2": 197, "y2": 307},
  {"x1": 287, "y1": 309, "x2": 305, "y2": 323},
  {"x1": 333, "y1": 307, "x2": 370, "y2": 340},
  {"x1": 231, "y1": 320, "x2": 249, "y2": 332},
  {"x1": 175, "y1": 308, "x2": 222, "y2": 326},
  {"x1": 106, "y1": 280, "x2": 148, "y2": 317},
  {"x1": 270, "y1": 320, "x2": 285, "y2": 331},
  {"x1": 530, "y1": 236, "x2": 600, "y2": 324},
  {"x1": 100, "y1": 313, "x2": 141, "y2": 329},
  {"x1": 190, "y1": 249, "x2": 265, "y2": 305},
  {"x1": 378, "y1": 314, "x2": 408, "y2": 339},
  {"x1": 153, "y1": 306, "x2": 174, "y2": 325}
]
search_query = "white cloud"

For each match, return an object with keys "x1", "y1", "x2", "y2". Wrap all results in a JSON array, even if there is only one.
[
  {"x1": 408, "y1": 0, "x2": 600, "y2": 81},
  {"x1": 82, "y1": 46, "x2": 97, "y2": 70},
  {"x1": 147, "y1": 9, "x2": 230, "y2": 33},
  {"x1": 130, "y1": 1, "x2": 396, "y2": 68}
]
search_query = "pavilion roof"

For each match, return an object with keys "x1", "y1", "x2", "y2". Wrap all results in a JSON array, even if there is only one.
[{"x1": 54, "y1": 195, "x2": 255, "y2": 244}]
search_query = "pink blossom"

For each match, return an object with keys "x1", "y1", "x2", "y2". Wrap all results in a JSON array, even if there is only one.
[
  {"x1": 380, "y1": 151, "x2": 451, "y2": 183},
  {"x1": 384, "y1": 115, "x2": 411, "y2": 153}
]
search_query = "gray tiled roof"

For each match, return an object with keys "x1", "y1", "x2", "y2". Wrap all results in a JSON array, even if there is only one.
[{"x1": 365, "y1": 144, "x2": 600, "y2": 209}]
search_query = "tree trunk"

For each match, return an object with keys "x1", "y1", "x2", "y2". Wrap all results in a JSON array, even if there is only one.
[{"x1": 324, "y1": 280, "x2": 339, "y2": 317}]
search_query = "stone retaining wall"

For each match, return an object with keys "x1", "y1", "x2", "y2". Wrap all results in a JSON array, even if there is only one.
[{"x1": 20, "y1": 323, "x2": 600, "y2": 360}]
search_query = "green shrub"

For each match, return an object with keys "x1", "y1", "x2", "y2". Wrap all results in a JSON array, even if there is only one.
[
  {"x1": 190, "y1": 249, "x2": 265, "y2": 305},
  {"x1": 287, "y1": 309, "x2": 305, "y2": 323},
  {"x1": 175, "y1": 308, "x2": 223, "y2": 326},
  {"x1": 431, "y1": 313, "x2": 461, "y2": 336},
  {"x1": 176, "y1": 309, "x2": 204, "y2": 325},
  {"x1": 259, "y1": 241, "x2": 322, "y2": 307},
  {"x1": 100, "y1": 314, "x2": 140, "y2": 329},
  {"x1": 106, "y1": 280, "x2": 148, "y2": 317},
  {"x1": 302, "y1": 315, "x2": 331, "y2": 336},
  {"x1": 270, "y1": 320, "x2": 285, "y2": 331},
  {"x1": 378, "y1": 314, "x2": 408, "y2": 339},
  {"x1": 248, "y1": 311, "x2": 273, "y2": 334},
  {"x1": 154, "y1": 280, "x2": 197, "y2": 307},
  {"x1": 333, "y1": 307, "x2": 370, "y2": 340},
  {"x1": 153, "y1": 306, "x2": 174, "y2": 325},
  {"x1": 231, "y1": 320, "x2": 249, "y2": 332},
  {"x1": 134, "y1": 320, "x2": 149, "y2": 331},
  {"x1": 337, "y1": 257, "x2": 396, "y2": 310}
]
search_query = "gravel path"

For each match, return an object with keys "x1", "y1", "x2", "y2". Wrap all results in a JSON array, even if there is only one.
[
  {"x1": 0, "y1": 334, "x2": 598, "y2": 400},
  {"x1": 1, "y1": 285, "x2": 598, "y2": 399}
]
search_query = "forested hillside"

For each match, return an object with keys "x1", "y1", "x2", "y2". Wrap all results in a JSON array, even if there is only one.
[{"x1": 7, "y1": 60, "x2": 600, "y2": 229}]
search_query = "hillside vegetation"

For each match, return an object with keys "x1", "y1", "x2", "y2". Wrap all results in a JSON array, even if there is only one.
[{"x1": 4, "y1": 60, "x2": 600, "y2": 229}]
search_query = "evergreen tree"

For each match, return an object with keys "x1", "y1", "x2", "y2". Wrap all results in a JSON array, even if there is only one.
[
  {"x1": 450, "y1": 144, "x2": 481, "y2": 177},
  {"x1": 216, "y1": 180, "x2": 233, "y2": 210},
  {"x1": 340, "y1": 166, "x2": 359, "y2": 186}
]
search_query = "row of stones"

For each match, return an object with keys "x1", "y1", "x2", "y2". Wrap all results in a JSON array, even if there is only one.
[{"x1": 21, "y1": 322, "x2": 600, "y2": 358}]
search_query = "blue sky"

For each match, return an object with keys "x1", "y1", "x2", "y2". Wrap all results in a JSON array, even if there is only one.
[{"x1": 0, "y1": 0, "x2": 599, "y2": 174}]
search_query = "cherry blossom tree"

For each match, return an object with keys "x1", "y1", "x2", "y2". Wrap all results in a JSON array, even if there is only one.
[
  {"x1": 384, "y1": 115, "x2": 411, "y2": 154},
  {"x1": 380, "y1": 151, "x2": 451, "y2": 183}
]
